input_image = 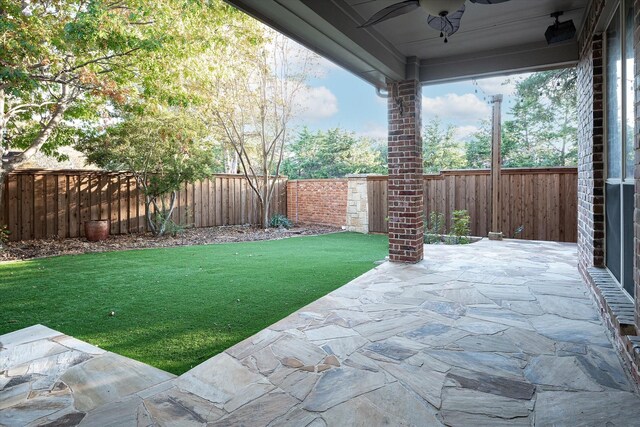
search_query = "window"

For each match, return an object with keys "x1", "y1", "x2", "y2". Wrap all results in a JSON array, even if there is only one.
[{"x1": 605, "y1": 0, "x2": 635, "y2": 296}]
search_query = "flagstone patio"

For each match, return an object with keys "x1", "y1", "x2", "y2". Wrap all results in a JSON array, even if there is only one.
[{"x1": 2, "y1": 239, "x2": 640, "y2": 426}]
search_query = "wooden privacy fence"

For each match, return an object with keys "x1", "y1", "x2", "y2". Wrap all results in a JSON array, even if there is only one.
[
  {"x1": 1, "y1": 170, "x2": 287, "y2": 241},
  {"x1": 368, "y1": 167, "x2": 578, "y2": 242}
]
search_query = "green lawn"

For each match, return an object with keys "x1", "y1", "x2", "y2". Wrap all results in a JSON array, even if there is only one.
[{"x1": 0, "y1": 232, "x2": 387, "y2": 375}]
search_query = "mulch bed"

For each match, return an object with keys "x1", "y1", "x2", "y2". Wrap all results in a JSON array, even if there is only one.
[{"x1": 0, "y1": 224, "x2": 341, "y2": 262}]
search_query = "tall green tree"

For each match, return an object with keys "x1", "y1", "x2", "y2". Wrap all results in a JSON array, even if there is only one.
[
  {"x1": 461, "y1": 69, "x2": 577, "y2": 170},
  {"x1": 465, "y1": 120, "x2": 491, "y2": 169},
  {"x1": 423, "y1": 118, "x2": 467, "y2": 173},
  {"x1": 0, "y1": 0, "x2": 241, "y2": 214},
  {"x1": 502, "y1": 69, "x2": 577, "y2": 167},
  {"x1": 281, "y1": 127, "x2": 386, "y2": 179},
  {"x1": 78, "y1": 108, "x2": 215, "y2": 236}
]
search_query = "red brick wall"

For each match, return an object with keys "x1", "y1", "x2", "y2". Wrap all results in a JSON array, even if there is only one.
[
  {"x1": 286, "y1": 179, "x2": 347, "y2": 227},
  {"x1": 577, "y1": 0, "x2": 606, "y2": 273},
  {"x1": 578, "y1": 0, "x2": 640, "y2": 384}
]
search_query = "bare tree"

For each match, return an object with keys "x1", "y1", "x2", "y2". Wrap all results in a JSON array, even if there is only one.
[{"x1": 206, "y1": 29, "x2": 317, "y2": 228}]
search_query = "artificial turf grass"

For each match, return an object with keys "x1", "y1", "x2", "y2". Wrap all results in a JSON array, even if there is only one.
[{"x1": 0, "y1": 232, "x2": 388, "y2": 375}]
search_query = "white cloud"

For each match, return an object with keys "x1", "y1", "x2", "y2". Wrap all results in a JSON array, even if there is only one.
[
  {"x1": 354, "y1": 123, "x2": 478, "y2": 142},
  {"x1": 358, "y1": 123, "x2": 387, "y2": 140},
  {"x1": 475, "y1": 76, "x2": 512, "y2": 96},
  {"x1": 475, "y1": 73, "x2": 532, "y2": 97},
  {"x1": 294, "y1": 86, "x2": 339, "y2": 121},
  {"x1": 453, "y1": 125, "x2": 479, "y2": 141},
  {"x1": 422, "y1": 93, "x2": 491, "y2": 124}
]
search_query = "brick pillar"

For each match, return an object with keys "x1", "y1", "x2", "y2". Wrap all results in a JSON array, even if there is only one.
[
  {"x1": 387, "y1": 79, "x2": 424, "y2": 263},
  {"x1": 634, "y1": 0, "x2": 640, "y2": 328},
  {"x1": 577, "y1": 32, "x2": 605, "y2": 274}
]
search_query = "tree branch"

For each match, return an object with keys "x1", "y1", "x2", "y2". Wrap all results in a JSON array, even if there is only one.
[
  {"x1": 6, "y1": 101, "x2": 57, "y2": 118},
  {"x1": 4, "y1": 85, "x2": 70, "y2": 169},
  {"x1": 67, "y1": 47, "x2": 143, "y2": 73}
]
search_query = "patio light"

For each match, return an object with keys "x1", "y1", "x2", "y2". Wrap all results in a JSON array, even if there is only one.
[{"x1": 545, "y1": 12, "x2": 576, "y2": 45}]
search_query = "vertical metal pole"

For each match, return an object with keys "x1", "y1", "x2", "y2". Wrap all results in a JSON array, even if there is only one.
[{"x1": 489, "y1": 94, "x2": 503, "y2": 240}]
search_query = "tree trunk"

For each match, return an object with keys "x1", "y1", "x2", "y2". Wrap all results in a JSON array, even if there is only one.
[
  {"x1": 0, "y1": 89, "x2": 9, "y2": 226},
  {"x1": 159, "y1": 191, "x2": 178, "y2": 236},
  {"x1": 0, "y1": 170, "x2": 7, "y2": 233},
  {"x1": 145, "y1": 194, "x2": 158, "y2": 236},
  {"x1": 14, "y1": 98, "x2": 68, "y2": 165},
  {"x1": 262, "y1": 174, "x2": 269, "y2": 228},
  {"x1": 262, "y1": 198, "x2": 270, "y2": 229},
  {"x1": 0, "y1": 95, "x2": 69, "y2": 191},
  {"x1": 225, "y1": 149, "x2": 239, "y2": 174},
  {"x1": 0, "y1": 88, "x2": 6, "y2": 151},
  {"x1": 145, "y1": 191, "x2": 178, "y2": 237}
]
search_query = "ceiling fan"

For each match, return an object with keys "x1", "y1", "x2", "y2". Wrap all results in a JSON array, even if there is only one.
[{"x1": 360, "y1": 0, "x2": 511, "y2": 42}]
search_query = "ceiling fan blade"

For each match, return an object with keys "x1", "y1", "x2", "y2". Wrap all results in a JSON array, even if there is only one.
[
  {"x1": 359, "y1": 0, "x2": 421, "y2": 28},
  {"x1": 468, "y1": 0, "x2": 511, "y2": 4},
  {"x1": 427, "y1": 6, "x2": 465, "y2": 36}
]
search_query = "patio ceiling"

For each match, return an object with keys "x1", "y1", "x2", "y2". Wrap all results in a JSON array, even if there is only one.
[{"x1": 224, "y1": 0, "x2": 590, "y2": 87}]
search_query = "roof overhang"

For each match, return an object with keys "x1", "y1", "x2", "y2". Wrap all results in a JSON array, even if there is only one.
[{"x1": 225, "y1": 0, "x2": 589, "y2": 88}]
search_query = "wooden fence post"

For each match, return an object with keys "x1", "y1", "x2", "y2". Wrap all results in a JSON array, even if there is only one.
[{"x1": 489, "y1": 94, "x2": 504, "y2": 240}]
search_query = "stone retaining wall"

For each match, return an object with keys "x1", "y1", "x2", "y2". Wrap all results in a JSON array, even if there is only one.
[{"x1": 345, "y1": 175, "x2": 369, "y2": 234}]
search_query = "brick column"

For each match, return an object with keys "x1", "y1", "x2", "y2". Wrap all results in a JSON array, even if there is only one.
[
  {"x1": 577, "y1": 32, "x2": 605, "y2": 274},
  {"x1": 634, "y1": 0, "x2": 640, "y2": 327},
  {"x1": 387, "y1": 79, "x2": 424, "y2": 263}
]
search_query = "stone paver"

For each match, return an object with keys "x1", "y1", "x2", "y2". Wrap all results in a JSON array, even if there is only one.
[
  {"x1": 0, "y1": 325, "x2": 174, "y2": 426},
  {"x1": 2, "y1": 240, "x2": 640, "y2": 426}
]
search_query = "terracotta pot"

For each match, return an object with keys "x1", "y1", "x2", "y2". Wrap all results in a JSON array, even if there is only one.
[{"x1": 85, "y1": 220, "x2": 110, "y2": 242}]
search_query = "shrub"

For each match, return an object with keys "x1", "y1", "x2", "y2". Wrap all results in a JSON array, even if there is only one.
[
  {"x1": 450, "y1": 210, "x2": 471, "y2": 244},
  {"x1": 155, "y1": 213, "x2": 185, "y2": 237},
  {"x1": 424, "y1": 210, "x2": 474, "y2": 245},
  {"x1": 0, "y1": 225, "x2": 10, "y2": 246},
  {"x1": 269, "y1": 214, "x2": 293, "y2": 229}
]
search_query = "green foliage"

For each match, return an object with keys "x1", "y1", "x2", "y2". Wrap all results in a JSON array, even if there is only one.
[
  {"x1": 423, "y1": 210, "x2": 471, "y2": 245},
  {"x1": 465, "y1": 120, "x2": 491, "y2": 169},
  {"x1": 423, "y1": 118, "x2": 467, "y2": 173},
  {"x1": 451, "y1": 210, "x2": 471, "y2": 244},
  {"x1": 281, "y1": 128, "x2": 386, "y2": 179},
  {"x1": 502, "y1": 69, "x2": 577, "y2": 167},
  {"x1": 153, "y1": 212, "x2": 185, "y2": 237},
  {"x1": 432, "y1": 68, "x2": 577, "y2": 171},
  {"x1": 79, "y1": 108, "x2": 214, "y2": 196},
  {"x1": 0, "y1": 233, "x2": 388, "y2": 374},
  {"x1": 2, "y1": 1, "x2": 159, "y2": 153},
  {"x1": 269, "y1": 214, "x2": 293, "y2": 229},
  {"x1": 0, "y1": 225, "x2": 10, "y2": 245},
  {"x1": 77, "y1": 107, "x2": 215, "y2": 235},
  {"x1": 1, "y1": 0, "x2": 250, "y2": 165}
]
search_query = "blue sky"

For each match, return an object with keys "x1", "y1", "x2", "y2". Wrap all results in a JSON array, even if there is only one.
[{"x1": 294, "y1": 56, "x2": 525, "y2": 141}]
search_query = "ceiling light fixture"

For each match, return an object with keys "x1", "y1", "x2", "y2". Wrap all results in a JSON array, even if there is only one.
[
  {"x1": 360, "y1": 0, "x2": 511, "y2": 43},
  {"x1": 545, "y1": 12, "x2": 576, "y2": 45}
]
